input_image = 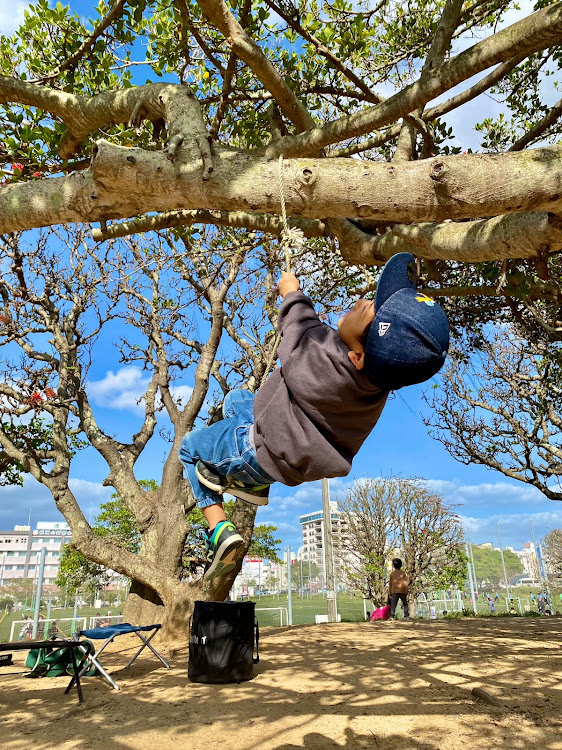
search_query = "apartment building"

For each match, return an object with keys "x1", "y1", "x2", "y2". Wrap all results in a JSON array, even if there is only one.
[
  {"x1": 299, "y1": 501, "x2": 349, "y2": 586},
  {"x1": 0, "y1": 521, "x2": 71, "y2": 587}
]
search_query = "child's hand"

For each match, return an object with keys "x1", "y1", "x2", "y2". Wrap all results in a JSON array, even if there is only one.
[{"x1": 278, "y1": 272, "x2": 300, "y2": 298}]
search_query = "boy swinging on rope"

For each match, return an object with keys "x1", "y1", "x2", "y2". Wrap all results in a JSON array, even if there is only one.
[{"x1": 179, "y1": 253, "x2": 450, "y2": 579}]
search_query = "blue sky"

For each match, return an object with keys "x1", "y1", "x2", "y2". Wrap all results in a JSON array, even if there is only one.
[{"x1": 1, "y1": 0, "x2": 561, "y2": 554}]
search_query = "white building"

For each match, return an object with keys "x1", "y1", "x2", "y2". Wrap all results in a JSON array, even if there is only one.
[
  {"x1": 507, "y1": 543, "x2": 538, "y2": 578},
  {"x1": 299, "y1": 501, "x2": 349, "y2": 587},
  {"x1": 0, "y1": 521, "x2": 71, "y2": 587},
  {"x1": 232, "y1": 556, "x2": 281, "y2": 597}
]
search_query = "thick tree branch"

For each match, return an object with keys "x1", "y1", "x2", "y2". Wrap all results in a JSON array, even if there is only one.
[
  {"x1": 6, "y1": 142, "x2": 562, "y2": 263},
  {"x1": 92, "y1": 208, "x2": 326, "y2": 240},
  {"x1": 334, "y1": 52, "x2": 527, "y2": 158}
]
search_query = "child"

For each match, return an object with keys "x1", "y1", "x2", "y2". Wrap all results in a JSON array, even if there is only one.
[
  {"x1": 389, "y1": 558, "x2": 410, "y2": 620},
  {"x1": 179, "y1": 252, "x2": 449, "y2": 579}
]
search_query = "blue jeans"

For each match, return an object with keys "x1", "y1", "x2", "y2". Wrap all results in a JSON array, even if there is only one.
[{"x1": 179, "y1": 389, "x2": 274, "y2": 508}]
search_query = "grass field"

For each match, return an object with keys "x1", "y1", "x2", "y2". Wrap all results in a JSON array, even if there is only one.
[{"x1": 0, "y1": 586, "x2": 555, "y2": 641}]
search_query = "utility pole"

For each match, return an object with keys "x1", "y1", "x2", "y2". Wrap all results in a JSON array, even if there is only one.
[
  {"x1": 496, "y1": 523, "x2": 511, "y2": 603},
  {"x1": 286, "y1": 545, "x2": 293, "y2": 625},
  {"x1": 529, "y1": 519, "x2": 542, "y2": 584},
  {"x1": 465, "y1": 543, "x2": 478, "y2": 614},
  {"x1": 31, "y1": 547, "x2": 47, "y2": 639},
  {"x1": 321, "y1": 478, "x2": 338, "y2": 623}
]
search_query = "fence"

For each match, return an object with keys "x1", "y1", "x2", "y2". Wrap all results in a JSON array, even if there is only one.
[
  {"x1": 255, "y1": 607, "x2": 289, "y2": 627},
  {"x1": 9, "y1": 617, "x2": 87, "y2": 641}
]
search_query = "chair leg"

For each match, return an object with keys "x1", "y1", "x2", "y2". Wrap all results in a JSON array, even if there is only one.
[
  {"x1": 76, "y1": 639, "x2": 121, "y2": 691},
  {"x1": 124, "y1": 629, "x2": 170, "y2": 670},
  {"x1": 64, "y1": 646, "x2": 84, "y2": 703}
]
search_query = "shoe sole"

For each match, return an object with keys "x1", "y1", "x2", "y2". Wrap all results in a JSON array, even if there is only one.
[
  {"x1": 225, "y1": 486, "x2": 269, "y2": 506},
  {"x1": 196, "y1": 463, "x2": 224, "y2": 493},
  {"x1": 204, "y1": 533, "x2": 245, "y2": 580},
  {"x1": 196, "y1": 463, "x2": 269, "y2": 506}
]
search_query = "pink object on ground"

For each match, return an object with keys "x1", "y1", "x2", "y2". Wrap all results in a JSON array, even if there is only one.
[{"x1": 371, "y1": 605, "x2": 391, "y2": 621}]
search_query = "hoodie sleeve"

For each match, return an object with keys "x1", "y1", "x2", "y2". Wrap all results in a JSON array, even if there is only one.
[{"x1": 277, "y1": 291, "x2": 323, "y2": 362}]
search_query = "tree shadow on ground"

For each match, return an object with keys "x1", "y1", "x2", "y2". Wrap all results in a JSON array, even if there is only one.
[{"x1": 1, "y1": 617, "x2": 561, "y2": 750}]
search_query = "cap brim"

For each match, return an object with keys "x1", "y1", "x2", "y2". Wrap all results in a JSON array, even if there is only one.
[{"x1": 375, "y1": 252, "x2": 417, "y2": 312}]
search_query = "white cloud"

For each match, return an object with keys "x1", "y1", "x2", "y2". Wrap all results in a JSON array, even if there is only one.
[
  {"x1": 88, "y1": 367, "x2": 193, "y2": 413},
  {"x1": 461, "y1": 509, "x2": 562, "y2": 548},
  {"x1": 0, "y1": 475, "x2": 112, "y2": 530},
  {"x1": 424, "y1": 478, "x2": 548, "y2": 509},
  {"x1": 0, "y1": 1, "x2": 33, "y2": 36}
]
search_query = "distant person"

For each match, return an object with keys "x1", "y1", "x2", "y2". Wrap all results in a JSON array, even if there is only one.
[
  {"x1": 388, "y1": 558, "x2": 410, "y2": 620},
  {"x1": 494, "y1": 592, "x2": 499, "y2": 602},
  {"x1": 429, "y1": 605, "x2": 437, "y2": 620},
  {"x1": 538, "y1": 596, "x2": 546, "y2": 615},
  {"x1": 49, "y1": 621, "x2": 58, "y2": 638},
  {"x1": 509, "y1": 605, "x2": 517, "y2": 615},
  {"x1": 488, "y1": 598, "x2": 496, "y2": 615},
  {"x1": 17, "y1": 616, "x2": 32, "y2": 641}
]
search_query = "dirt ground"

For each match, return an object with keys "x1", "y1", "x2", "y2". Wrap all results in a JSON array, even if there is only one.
[{"x1": 1, "y1": 617, "x2": 561, "y2": 750}]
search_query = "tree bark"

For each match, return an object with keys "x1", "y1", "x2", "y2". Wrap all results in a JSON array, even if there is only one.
[{"x1": 4, "y1": 142, "x2": 562, "y2": 265}]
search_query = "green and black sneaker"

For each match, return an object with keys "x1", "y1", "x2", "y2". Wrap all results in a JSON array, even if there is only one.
[
  {"x1": 204, "y1": 520, "x2": 244, "y2": 580},
  {"x1": 196, "y1": 461, "x2": 270, "y2": 506}
]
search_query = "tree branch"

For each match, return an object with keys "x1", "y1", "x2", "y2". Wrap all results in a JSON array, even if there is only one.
[{"x1": 265, "y1": 2, "x2": 562, "y2": 157}]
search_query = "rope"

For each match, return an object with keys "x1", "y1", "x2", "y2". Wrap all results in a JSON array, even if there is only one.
[{"x1": 278, "y1": 155, "x2": 305, "y2": 272}]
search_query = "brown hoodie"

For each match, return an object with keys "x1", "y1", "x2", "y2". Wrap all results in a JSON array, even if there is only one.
[{"x1": 253, "y1": 291, "x2": 388, "y2": 485}]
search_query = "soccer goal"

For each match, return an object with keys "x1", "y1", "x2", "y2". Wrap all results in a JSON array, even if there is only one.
[
  {"x1": 9, "y1": 617, "x2": 87, "y2": 641},
  {"x1": 255, "y1": 607, "x2": 289, "y2": 627},
  {"x1": 88, "y1": 614, "x2": 124, "y2": 629}
]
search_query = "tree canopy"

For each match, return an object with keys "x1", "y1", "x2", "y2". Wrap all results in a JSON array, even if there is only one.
[
  {"x1": 470, "y1": 544, "x2": 523, "y2": 586},
  {"x1": 425, "y1": 325, "x2": 562, "y2": 499},
  {"x1": 2, "y1": 0, "x2": 562, "y2": 335}
]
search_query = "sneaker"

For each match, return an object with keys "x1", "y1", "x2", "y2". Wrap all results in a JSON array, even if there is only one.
[
  {"x1": 196, "y1": 461, "x2": 270, "y2": 506},
  {"x1": 204, "y1": 521, "x2": 244, "y2": 580}
]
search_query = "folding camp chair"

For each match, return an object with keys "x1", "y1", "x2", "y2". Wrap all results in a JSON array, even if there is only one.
[
  {"x1": 70, "y1": 623, "x2": 170, "y2": 691},
  {"x1": 0, "y1": 638, "x2": 91, "y2": 703}
]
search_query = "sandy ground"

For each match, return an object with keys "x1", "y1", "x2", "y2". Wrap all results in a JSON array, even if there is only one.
[{"x1": 1, "y1": 617, "x2": 561, "y2": 750}]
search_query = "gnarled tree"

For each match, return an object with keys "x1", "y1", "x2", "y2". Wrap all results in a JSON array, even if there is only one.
[
  {"x1": 0, "y1": 225, "x2": 312, "y2": 644},
  {"x1": 3, "y1": 0, "x2": 562, "y2": 643},
  {"x1": 2, "y1": 0, "x2": 562, "y2": 335},
  {"x1": 425, "y1": 326, "x2": 562, "y2": 500}
]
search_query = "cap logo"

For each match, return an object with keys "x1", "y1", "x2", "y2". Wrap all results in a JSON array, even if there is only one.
[
  {"x1": 378, "y1": 322, "x2": 391, "y2": 336},
  {"x1": 415, "y1": 293, "x2": 435, "y2": 306}
]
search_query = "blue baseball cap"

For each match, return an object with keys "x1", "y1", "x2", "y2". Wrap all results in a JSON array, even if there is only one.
[{"x1": 363, "y1": 253, "x2": 449, "y2": 390}]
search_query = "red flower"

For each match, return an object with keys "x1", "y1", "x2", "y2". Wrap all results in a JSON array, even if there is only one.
[
  {"x1": 32, "y1": 171, "x2": 42, "y2": 178},
  {"x1": 12, "y1": 163, "x2": 24, "y2": 173},
  {"x1": 44, "y1": 387, "x2": 56, "y2": 399},
  {"x1": 27, "y1": 392, "x2": 44, "y2": 405}
]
